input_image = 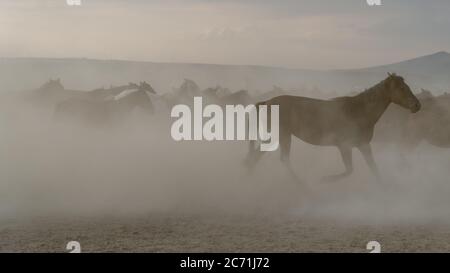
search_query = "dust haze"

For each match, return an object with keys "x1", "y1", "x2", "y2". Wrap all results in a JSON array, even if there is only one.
[
  {"x1": 0, "y1": 70, "x2": 450, "y2": 252},
  {"x1": 2, "y1": 0, "x2": 450, "y2": 254},
  {"x1": 0, "y1": 81, "x2": 449, "y2": 227}
]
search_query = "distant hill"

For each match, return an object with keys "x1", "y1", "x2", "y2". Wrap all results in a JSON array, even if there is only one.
[
  {"x1": 1, "y1": 51, "x2": 449, "y2": 95},
  {"x1": 330, "y1": 51, "x2": 450, "y2": 93}
]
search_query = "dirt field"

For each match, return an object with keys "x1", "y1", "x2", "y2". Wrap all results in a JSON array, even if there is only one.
[{"x1": 1, "y1": 213, "x2": 449, "y2": 253}]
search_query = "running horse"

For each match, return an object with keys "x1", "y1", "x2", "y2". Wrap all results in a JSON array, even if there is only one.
[
  {"x1": 245, "y1": 73, "x2": 421, "y2": 182},
  {"x1": 55, "y1": 83, "x2": 155, "y2": 125}
]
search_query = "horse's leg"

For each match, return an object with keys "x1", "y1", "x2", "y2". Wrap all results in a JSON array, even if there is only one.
[
  {"x1": 322, "y1": 145, "x2": 353, "y2": 182},
  {"x1": 243, "y1": 140, "x2": 266, "y2": 172},
  {"x1": 279, "y1": 129, "x2": 291, "y2": 162},
  {"x1": 357, "y1": 143, "x2": 381, "y2": 181},
  {"x1": 279, "y1": 131, "x2": 306, "y2": 185}
]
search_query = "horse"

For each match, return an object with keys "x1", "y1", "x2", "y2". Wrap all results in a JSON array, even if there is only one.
[
  {"x1": 220, "y1": 90, "x2": 252, "y2": 106},
  {"x1": 245, "y1": 73, "x2": 421, "y2": 182},
  {"x1": 374, "y1": 89, "x2": 432, "y2": 144},
  {"x1": 401, "y1": 92, "x2": 450, "y2": 149},
  {"x1": 26, "y1": 78, "x2": 80, "y2": 106},
  {"x1": 375, "y1": 88, "x2": 450, "y2": 152},
  {"x1": 85, "y1": 82, "x2": 141, "y2": 101},
  {"x1": 160, "y1": 79, "x2": 201, "y2": 108},
  {"x1": 54, "y1": 85, "x2": 155, "y2": 126}
]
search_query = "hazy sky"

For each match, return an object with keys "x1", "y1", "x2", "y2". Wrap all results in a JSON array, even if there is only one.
[{"x1": 1, "y1": 0, "x2": 450, "y2": 69}]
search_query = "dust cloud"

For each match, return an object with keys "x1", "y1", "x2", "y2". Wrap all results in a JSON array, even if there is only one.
[{"x1": 0, "y1": 91, "x2": 449, "y2": 228}]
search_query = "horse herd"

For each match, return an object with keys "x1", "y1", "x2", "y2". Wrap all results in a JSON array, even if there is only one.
[{"x1": 25, "y1": 73, "x2": 450, "y2": 181}]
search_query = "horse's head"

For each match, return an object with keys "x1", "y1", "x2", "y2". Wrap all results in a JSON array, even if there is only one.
[
  {"x1": 133, "y1": 90, "x2": 155, "y2": 114},
  {"x1": 139, "y1": 81, "x2": 156, "y2": 94},
  {"x1": 40, "y1": 78, "x2": 64, "y2": 91},
  {"x1": 385, "y1": 73, "x2": 421, "y2": 113},
  {"x1": 128, "y1": 82, "x2": 139, "y2": 89}
]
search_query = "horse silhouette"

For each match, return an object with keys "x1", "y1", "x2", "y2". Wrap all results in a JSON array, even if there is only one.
[
  {"x1": 54, "y1": 83, "x2": 155, "y2": 125},
  {"x1": 400, "y1": 91, "x2": 450, "y2": 149},
  {"x1": 375, "y1": 88, "x2": 450, "y2": 152},
  {"x1": 161, "y1": 79, "x2": 250, "y2": 108},
  {"x1": 245, "y1": 73, "x2": 421, "y2": 182}
]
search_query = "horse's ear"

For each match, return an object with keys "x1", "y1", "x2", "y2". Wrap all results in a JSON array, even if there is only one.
[{"x1": 384, "y1": 75, "x2": 392, "y2": 88}]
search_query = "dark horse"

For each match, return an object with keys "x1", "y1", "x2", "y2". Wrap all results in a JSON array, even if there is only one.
[
  {"x1": 245, "y1": 73, "x2": 421, "y2": 181},
  {"x1": 55, "y1": 86, "x2": 154, "y2": 125},
  {"x1": 406, "y1": 93, "x2": 450, "y2": 148}
]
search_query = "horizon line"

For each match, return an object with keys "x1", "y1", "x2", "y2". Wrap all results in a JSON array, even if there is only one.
[{"x1": 1, "y1": 51, "x2": 448, "y2": 72}]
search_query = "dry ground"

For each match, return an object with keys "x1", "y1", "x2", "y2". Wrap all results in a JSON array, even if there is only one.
[{"x1": 1, "y1": 213, "x2": 449, "y2": 253}]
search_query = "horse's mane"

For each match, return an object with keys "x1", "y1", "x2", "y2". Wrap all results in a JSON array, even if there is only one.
[{"x1": 354, "y1": 80, "x2": 386, "y2": 100}]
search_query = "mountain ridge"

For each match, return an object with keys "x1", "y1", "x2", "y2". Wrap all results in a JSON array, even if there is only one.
[
  {"x1": 4, "y1": 50, "x2": 449, "y2": 72},
  {"x1": 1, "y1": 51, "x2": 449, "y2": 94}
]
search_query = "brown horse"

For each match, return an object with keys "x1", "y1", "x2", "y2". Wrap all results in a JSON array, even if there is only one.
[
  {"x1": 398, "y1": 91, "x2": 450, "y2": 150},
  {"x1": 54, "y1": 86, "x2": 154, "y2": 125},
  {"x1": 375, "y1": 88, "x2": 450, "y2": 151},
  {"x1": 245, "y1": 73, "x2": 421, "y2": 182},
  {"x1": 374, "y1": 89, "x2": 433, "y2": 147}
]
